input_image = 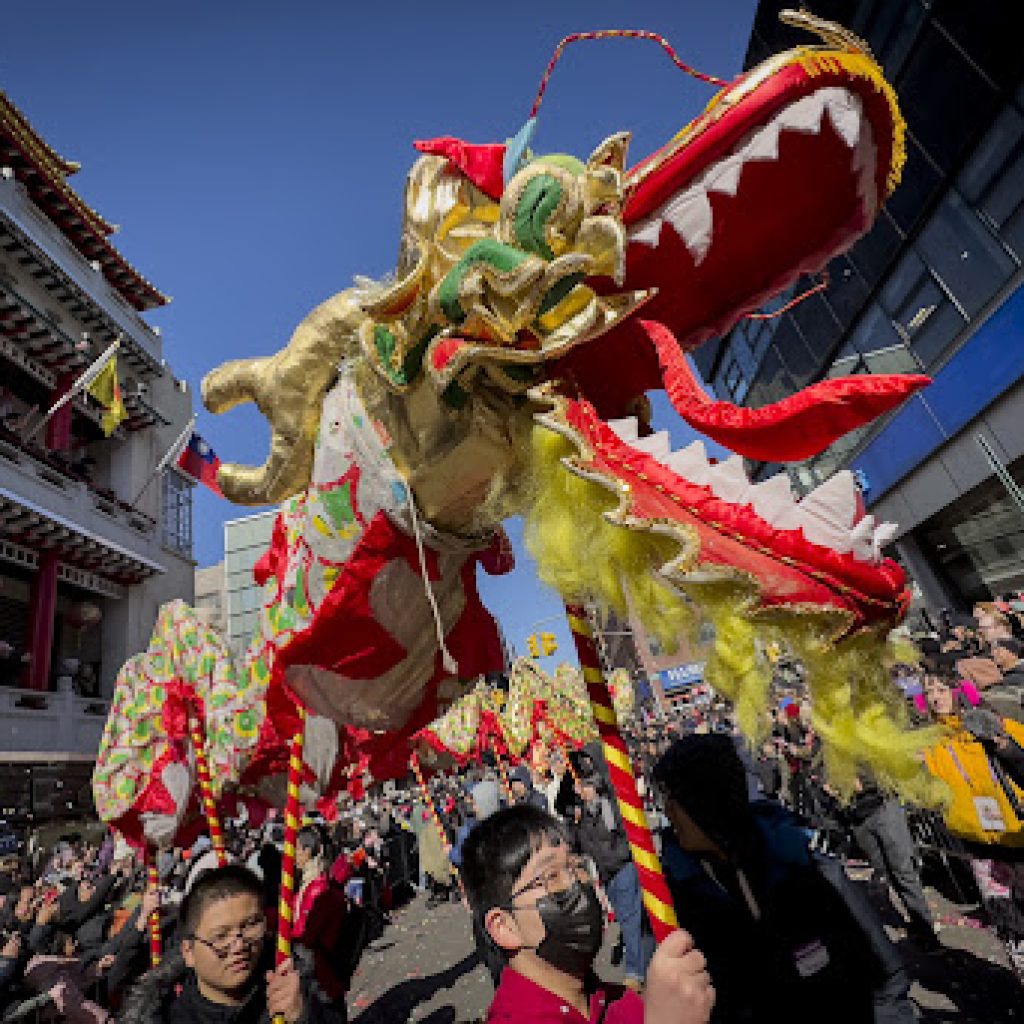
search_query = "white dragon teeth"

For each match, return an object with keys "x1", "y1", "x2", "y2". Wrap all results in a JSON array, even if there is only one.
[
  {"x1": 666, "y1": 440, "x2": 711, "y2": 486},
  {"x1": 788, "y1": 470, "x2": 860, "y2": 554},
  {"x1": 605, "y1": 422, "x2": 896, "y2": 563},
  {"x1": 849, "y1": 514, "x2": 877, "y2": 562},
  {"x1": 707, "y1": 454, "x2": 751, "y2": 503},
  {"x1": 632, "y1": 430, "x2": 672, "y2": 461},
  {"x1": 871, "y1": 521, "x2": 899, "y2": 559},
  {"x1": 628, "y1": 86, "x2": 877, "y2": 266},
  {"x1": 608, "y1": 416, "x2": 640, "y2": 443},
  {"x1": 749, "y1": 473, "x2": 795, "y2": 524}
]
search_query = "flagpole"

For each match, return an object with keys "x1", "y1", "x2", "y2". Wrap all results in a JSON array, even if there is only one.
[
  {"x1": 25, "y1": 338, "x2": 121, "y2": 442},
  {"x1": 131, "y1": 416, "x2": 195, "y2": 509}
]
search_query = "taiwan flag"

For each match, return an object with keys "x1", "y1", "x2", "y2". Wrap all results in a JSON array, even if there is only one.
[{"x1": 177, "y1": 434, "x2": 223, "y2": 497}]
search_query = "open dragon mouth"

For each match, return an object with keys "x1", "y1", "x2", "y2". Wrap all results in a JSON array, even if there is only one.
[
  {"x1": 513, "y1": 34, "x2": 917, "y2": 637},
  {"x1": 550, "y1": 44, "x2": 904, "y2": 421}
]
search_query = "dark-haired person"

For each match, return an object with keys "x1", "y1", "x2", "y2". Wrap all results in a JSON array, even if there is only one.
[
  {"x1": 988, "y1": 638, "x2": 1024, "y2": 723},
  {"x1": 120, "y1": 864, "x2": 343, "y2": 1024},
  {"x1": 461, "y1": 804, "x2": 715, "y2": 1024},
  {"x1": 575, "y1": 772, "x2": 653, "y2": 990},
  {"x1": 293, "y1": 826, "x2": 354, "y2": 1014},
  {"x1": 293, "y1": 827, "x2": 329, "y2": 941},
  {"x1": 654, "y1": 734, "x2": 915, "y2": 1024}
]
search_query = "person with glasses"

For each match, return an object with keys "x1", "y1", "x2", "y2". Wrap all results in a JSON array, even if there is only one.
[
  {"x1": 120, "y1": 864, "x2": 345, "y2": 1024},
  {"x1": 462, "y1": 804, "x2": 715, "y2": 1023}
]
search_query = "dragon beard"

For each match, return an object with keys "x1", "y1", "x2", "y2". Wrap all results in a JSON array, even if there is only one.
[{"x1": 511, "y1": 418, "x2": 944, "y2": 804}]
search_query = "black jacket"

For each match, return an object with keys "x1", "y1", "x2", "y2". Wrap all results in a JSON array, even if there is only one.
[
  {"x1": 576, "y1": 798, "x2": 631, "y2": 884},
  {"x1": 119, "y1": 941, "x2": 344, "y2": 1024},
  {"x1": 662, "y1": 803, "x2": 904, "y2": 1024}
]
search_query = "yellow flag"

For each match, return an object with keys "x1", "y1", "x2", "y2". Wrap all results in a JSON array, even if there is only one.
[{"x1": 87, "y1": 356, "x2": 126, "y2": 435}]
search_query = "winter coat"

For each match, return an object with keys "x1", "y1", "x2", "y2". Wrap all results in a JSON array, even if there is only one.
[
  {"x1": 576, "y1": 799, "x2": 630, "y2": 884},
  {"x1": 662, "y1": 803, "x2": 889, "y2": 1024},
  {"x1": 298, "y1": 880, "x2": 363, "y2": 1002},
  {"x1": 982, "y1": 664, "x2": 1024, "y2": 723},
  {"x1": 417, "y1": 820, "x2": 454, "y2": 885},
  {"x1": 118, "y1": 942, "x2": 343, "y2": 1024},
  {"x1": 294, "y1": 860, "x2": 327, "y2": 942},
  {"x1": 925, "y1": 716, "x2": 1024, "y2": 847}
]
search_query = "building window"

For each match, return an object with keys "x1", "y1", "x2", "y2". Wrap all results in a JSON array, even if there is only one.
[
  {"x1": 850, "y1": 210, "x2": 904, "y2": 287},
  {"x1": 162, "y1": 471, "x2": 193, "y2": 557},
  {"x1": 879, "y1": 252, "x2": 965, "y2": 368},
  {"x1": 721, "y1": 357, "x2": 747, "y2": 403},
  {"x1": 917, "y1": 191, "x2": 1016, "y2": 319},
  {"x1": 896, "y1": 20, "x2": 998, "y2": 174},
  {"x1": 959, "y1": 104, "x2": 1024, "y2": 260}
]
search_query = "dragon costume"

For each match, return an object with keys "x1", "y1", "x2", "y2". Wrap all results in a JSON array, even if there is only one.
[{"x1": 95, "y1": 13, "x2": 945, "y2": 832}]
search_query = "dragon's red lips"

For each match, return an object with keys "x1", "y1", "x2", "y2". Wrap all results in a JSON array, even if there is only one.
[{"x1": 547, "y1": 394, "x2": 909, "y2": 633}]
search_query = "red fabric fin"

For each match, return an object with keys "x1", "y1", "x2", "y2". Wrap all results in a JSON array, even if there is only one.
[
  {"x1": 253, "y1": 513, "x2": 288, "y2": 589},
  {"x1": 413, "y1": 137, "x2": 506, "y2": 200},
  {"x1": 642, "y1": 319, "x2": 930, "y2": 461}
]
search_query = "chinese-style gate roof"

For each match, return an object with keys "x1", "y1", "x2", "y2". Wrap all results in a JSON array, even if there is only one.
[{"x1": 0, "y1": 90, "x2": 169, "y2": 311}]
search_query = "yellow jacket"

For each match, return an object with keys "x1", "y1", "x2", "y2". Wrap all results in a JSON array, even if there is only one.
[{"x1": 925, "y1": 717, "x2": 1024, "y2": 847}]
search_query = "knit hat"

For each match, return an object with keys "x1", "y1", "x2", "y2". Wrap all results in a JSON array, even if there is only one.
[{"x1": 470, "y1": 779, "x2": 500, "y2": 821}]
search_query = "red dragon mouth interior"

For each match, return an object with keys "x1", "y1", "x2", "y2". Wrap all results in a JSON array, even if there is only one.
[{"x1": 551, "y1": 46, "x2": 904, "y2": 424}]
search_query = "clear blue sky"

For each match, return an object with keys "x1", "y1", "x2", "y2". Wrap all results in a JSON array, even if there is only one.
[{"x1": 4, "y1": 0, "x2": 752, "y2": 663}]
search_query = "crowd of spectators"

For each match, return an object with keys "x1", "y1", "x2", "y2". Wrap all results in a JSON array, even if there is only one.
[{"x1": 0, "y1": 591, "x2": 1022, "y2": 1020}]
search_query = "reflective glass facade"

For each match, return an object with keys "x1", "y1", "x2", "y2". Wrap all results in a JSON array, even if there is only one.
[
  {"x1": 697, "y1": 0, "x2": 1024, "y2": 609},
  {"x1": 697, "y1": 0, "x2": 1024, "y2": 488}
]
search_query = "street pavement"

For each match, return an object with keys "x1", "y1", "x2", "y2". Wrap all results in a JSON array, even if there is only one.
[{"x1": 346, "y1": 881, "x2": 1021, "y2": 1023}]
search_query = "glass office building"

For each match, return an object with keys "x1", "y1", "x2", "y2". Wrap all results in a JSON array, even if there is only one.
[{"x1": 696, "y1": 0, "x2": 1024, "y2": 610}]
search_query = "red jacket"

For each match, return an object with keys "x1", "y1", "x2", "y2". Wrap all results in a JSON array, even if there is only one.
[
  {"x1": 293, "y1": 875, "x2": 328, "y2": 940},
  {"x1": 487, "y1": 967, "x2": 643, "y2": 1023}
]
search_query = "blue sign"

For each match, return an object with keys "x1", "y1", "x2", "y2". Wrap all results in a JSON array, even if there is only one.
[{"x1": 660, "y1": 662, "x2": 704, "y2": 693}]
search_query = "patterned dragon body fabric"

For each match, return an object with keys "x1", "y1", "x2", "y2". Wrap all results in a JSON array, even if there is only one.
[
  {"x1": 412, "y1": 659, "x2": 634, "y2": 769},
  {"x1": 93, "y1": 601, "x2": 262, "y2": 847},
  {"x1": 98, "y1": 13, "x2": 945, "y2": 811}
]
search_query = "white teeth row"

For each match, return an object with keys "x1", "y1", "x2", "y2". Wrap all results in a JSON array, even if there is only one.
[
  {"x1": 628, "y1": 87, "x2": 878, "y2": 265},
  {"x1": 607, "y1": 416, "x2": 896, "y2": 563}
]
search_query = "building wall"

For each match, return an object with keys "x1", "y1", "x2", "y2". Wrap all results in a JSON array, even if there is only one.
[
  {"x1": 0, "y1": 108, "x2": 194, "y2": 759},
  {"x1": 194, "y1": 561, "x2": 227, "y2": 633},
  {"x1": 224, "y1": 511, "x2": 276, "y2": 657}
]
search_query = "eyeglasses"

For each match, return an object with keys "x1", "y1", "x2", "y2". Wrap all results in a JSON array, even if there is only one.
[
  {"x1": 509, "y1": 856, "x2": 591, "y2": 904},
  {"x1": 190, "y1": 914, "x2": 266, "y2": 957}
]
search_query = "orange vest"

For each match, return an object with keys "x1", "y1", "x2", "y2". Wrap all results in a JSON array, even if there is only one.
[{"x1": 924, "y1": 717, "x2": 1024, "y2": 847}]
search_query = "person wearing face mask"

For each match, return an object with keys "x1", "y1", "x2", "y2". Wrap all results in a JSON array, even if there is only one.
[{"x1": 462, "y1": 804, "x2": 715, "y2": 1024}]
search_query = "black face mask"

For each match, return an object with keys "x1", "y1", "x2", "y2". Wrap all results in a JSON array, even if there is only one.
[{"x1": 523, "y1": 880, "x2": 604, "y2": 977}]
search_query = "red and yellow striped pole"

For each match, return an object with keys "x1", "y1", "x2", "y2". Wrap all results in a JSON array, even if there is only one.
[
  {"x1": 189, "y1": 711, "x2": 228, "y2": 866},
  {"x1": 146, "y1": 851, "x2": 162, "y2": 968},
  {"x1": 556, "y1": 733, "x2": 581, "y2": 787},
  {"x1": 410, "y1": 753, "x2": 453, "y2": 862},
  {"x1": 564, "y1": 603, "x2": 678, "y2": 943},
  {"x1": 410, "y1": 752, "x2": 464, "y2": 899},
  {"x1": 276, "y1": 707, "x2": 306, "y2": 977}
]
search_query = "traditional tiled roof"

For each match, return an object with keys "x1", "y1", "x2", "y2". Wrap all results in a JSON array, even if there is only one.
[{"x1": 0, "y1": 90, "x2": 169, "y2": 310}]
